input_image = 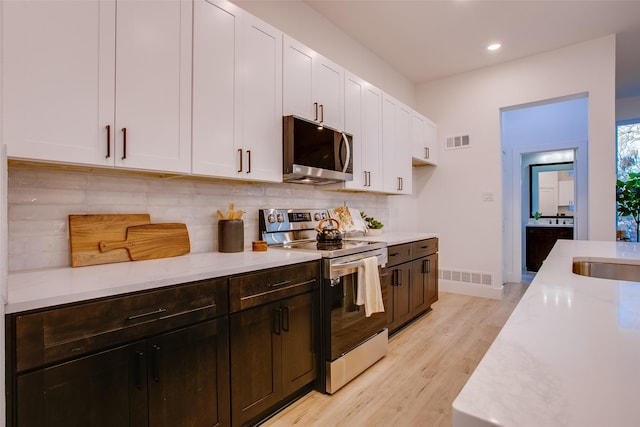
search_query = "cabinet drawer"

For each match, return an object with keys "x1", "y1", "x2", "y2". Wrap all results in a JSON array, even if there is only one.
[
  {"x1": 387, "y1": 243, "x2": 412, "y2": 267},
  {"x1": 229, "y1": 261, "x2": 320, "y2": 312},
  {"x1": 14, "y1": 278, "x2": 228, "y2": 373},
  {"x1": 412, "y1": 238, "x2": 438, "y2": 258}
]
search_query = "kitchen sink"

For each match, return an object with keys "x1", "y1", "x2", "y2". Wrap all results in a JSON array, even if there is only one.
[{"x1": 572, "y1": 257, "x2": 640, "y2": 282}]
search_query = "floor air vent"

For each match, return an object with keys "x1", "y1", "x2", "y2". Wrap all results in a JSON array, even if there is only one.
[
  {"x1": 439, "y1": 268, "x2": 492, "y2": 286},
  {"x1": 445, "y1": 135, "x2": 470, "y2": 150}
]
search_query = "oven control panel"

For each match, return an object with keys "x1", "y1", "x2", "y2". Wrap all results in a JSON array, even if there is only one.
[{"x1": 259, "y1": 209, "x2": 330, "y2": 241}]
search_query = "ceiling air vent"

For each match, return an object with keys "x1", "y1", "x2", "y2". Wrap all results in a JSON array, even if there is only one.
[{"x1": 445, "y1": 135, "x2": 470, "y2": 150}]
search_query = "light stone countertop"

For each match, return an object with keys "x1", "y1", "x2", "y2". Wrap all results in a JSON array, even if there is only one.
[
  {"x1": 6, "y1": 232, "x2": 438, "y2": 314},
  {"x1": 526, "y1": 222, "x2": 574, "y2": 228},
  {"x1": 6, "y1": 250, "x2": 320, "y2": 314},
  {"x1": 452, "y1": 240, "x2": 640, "y2": 427},
  {"x1": 347, "y1": 231, "x2": 439, "y2": 246}
]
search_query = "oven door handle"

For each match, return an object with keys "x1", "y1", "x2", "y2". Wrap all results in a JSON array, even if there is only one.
[
  {"x1": 332, "y1": 259, "x2": 365, "y2": 269},
  {"x1": 332, "y1": 254, "x2": 385, "y2": 270}
]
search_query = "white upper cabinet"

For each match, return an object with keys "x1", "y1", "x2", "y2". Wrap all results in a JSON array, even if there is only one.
[
  {"x1": 192, "y1": 1, "x2": 282, "y2": 182},
  {"x1": 558, "y1": 180, "x2": 575, "y2": 206},
  {"x1": 382, "y1": 93, "x2": 412, "y2": 195},
  {"x1": 192, "y1": 0, "x2": 241, "y2": 178},
  {"x1": 2, "y1": 0, "x2": 192, "y2": 174},
  {"x1": 343, "y1": 72, "x2": 366, "y2": 189},
  {"x1": 283, "y1": 36, "x2": 344, "y2": 131},
  {"x1": 2, "y1": 0, "x2": 115, "y2": 166},
  {"x1": 239, "y1": 13, "x2": 283, "y2": 182},
  {"x1": 114, "y1": 0, "x2": 192, "y2": 173},
  {"x1": 343, "y1": 72, "x2": 383, "y2": 192},
  {"x1": 411, "y1": 112, "x2": 438, "y2": 166}
]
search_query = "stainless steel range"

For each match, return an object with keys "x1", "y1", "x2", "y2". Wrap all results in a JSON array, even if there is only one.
[{"x1": 259, "y1": 208, "x2": 389, "y2": 394}]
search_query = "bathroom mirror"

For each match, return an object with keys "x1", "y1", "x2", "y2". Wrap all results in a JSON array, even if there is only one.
[{"x1": 529, "y1": 162, "x2": 575, "y2": 217}]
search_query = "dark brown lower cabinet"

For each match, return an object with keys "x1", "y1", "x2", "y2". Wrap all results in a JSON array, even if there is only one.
[
  {"x1": 16, "y1": 344, "x2": 137, "y2": 427},
  {"x1": 526, "y1": 226, "x2": 574, "y2": 272},
  {"x1": 15, "y1": 319, "x2": 230, "y2": 427},
  {"x1": 230, "y1": 291, "x2": 317, "y2": 427},
  {"x1": 386, "y1": 238, "x2": 439, "y2": 335},
  {"x1": 385, "y1": 263, "x2": 412, "y2": 331},
  {"x1": 412, "y1": 253, "x2": 438, "y2": 312},
  {"x1": 6, "y1": 277, "x2": 230, "y2": 427}
]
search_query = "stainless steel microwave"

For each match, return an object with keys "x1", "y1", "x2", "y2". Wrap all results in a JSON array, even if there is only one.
[{"x1": 283, "y1": 115, "x2": 353, "y2": 185}]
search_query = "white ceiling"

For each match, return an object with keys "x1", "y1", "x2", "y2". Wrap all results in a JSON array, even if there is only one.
[{"x1": 304, "y1": 0, "x2": 640, "y2": 98}]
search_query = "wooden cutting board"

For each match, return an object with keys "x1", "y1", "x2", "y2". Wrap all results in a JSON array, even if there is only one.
[
  {"x1": 99, "y1": 223, "x2": 191, "y2": 261},
  {"x1": 69, "y1": 214, "x2": 151, "y2": 267}
]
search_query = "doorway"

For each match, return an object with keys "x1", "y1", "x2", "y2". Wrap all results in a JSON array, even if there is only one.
[
  {"x1": 501, "y1": 94, "x2": 589, "y2": 284},
  {"x1": 521, "y1": 150, "x2": 575, "y2": 281}
]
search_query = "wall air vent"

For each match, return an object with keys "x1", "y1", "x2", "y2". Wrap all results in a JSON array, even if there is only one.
[
  {"x1": 439, "y1": 268, "x2": 493, "y2": 286},
  {"x1": 445, "y1": 135, "x2": 470, "y2": 150}
]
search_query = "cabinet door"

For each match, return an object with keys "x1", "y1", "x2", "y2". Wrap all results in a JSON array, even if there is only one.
[
  {"x1": 362, "y1": 85, "x2": 383, "y2": 191},
  {"x1": 315, "y1": 56, "x2": 344, "y2": 131},
  {"x1": 558, "y1": 180, "x2": 575, "y2": 205},
  {"x1": 16, "y1": 343, "x2": 145, "y2": 427},
  {"x1": 389, "y1": 264, "x2": 412, "y2": 333},
  {"x1": 230, "y1": 302, "x2": 282, "y2": 426},
  {"x1": 1, "y1": 0, "x2": 115, "y2": 166},
  {"x1": 382, "y1": 94, "x2": 412, "y2": 194},
  {"x1": 411, "y1": 258, "x2": 428, "y2": 314},
  {"x1": 282, "y1": 36, "x2": 343, "y2": 130},
  {"x1": 412, "y1": 112, "x2": 437, "y2": 165},
  {"x1": 344, "y1": 72, "x2": 366, "y2": 189},
  {"x1": 283, "y1": 36, "x2": 315, "y2": 121},
  {"x1": 426, "y1": 253, "x2": 439, "y2": 305},
  {"x1": 192, "y1": 0, "x2": 242, "y2": 178},
  {"x1": 240, "y1": 13, "x2": 283, "y2": 182},
  {"x1": 147, "y1": 319, "x2": 230, "y2": 427},
  {"x1": 281, "y1": 292, "x2": 318, "y2": 398},
  {"x1": 114, "y1": 0, "x2": 192, "y2": 173},
  {"x1": 411, "y1": 253, "x2": 438, "y2": 314}
]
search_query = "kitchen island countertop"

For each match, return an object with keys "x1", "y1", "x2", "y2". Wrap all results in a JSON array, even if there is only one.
[{"x1": 453, "y1": 239, "x2": 640, "y2": 426}]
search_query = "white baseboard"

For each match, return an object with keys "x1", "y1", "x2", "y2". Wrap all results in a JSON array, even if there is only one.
[{"x1": 440, "y1": 280, "x2": 504, "y2": 300}]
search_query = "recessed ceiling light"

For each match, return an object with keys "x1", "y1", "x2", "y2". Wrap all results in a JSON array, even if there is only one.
[{"x1": 487, "y1": 43, "x2": 502, "y2": 51}]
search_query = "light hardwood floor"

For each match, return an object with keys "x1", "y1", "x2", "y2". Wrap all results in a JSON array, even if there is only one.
[{"x1": 263, "y1": 282, "x2": 529, "y2": 427}]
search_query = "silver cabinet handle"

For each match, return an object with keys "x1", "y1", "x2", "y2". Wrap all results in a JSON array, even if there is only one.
[{"x1": 314, "y1": 102, "x2": 318, "y2": 121}]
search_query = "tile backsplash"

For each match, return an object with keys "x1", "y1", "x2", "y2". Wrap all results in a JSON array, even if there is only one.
[{"x1": 7, "y1": 165, "x2": 389, "y2": 272}]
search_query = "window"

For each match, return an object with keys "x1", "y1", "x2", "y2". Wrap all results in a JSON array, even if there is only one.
[{"x1": 616, "y1": 119, "x2": 640, "y2": 241}]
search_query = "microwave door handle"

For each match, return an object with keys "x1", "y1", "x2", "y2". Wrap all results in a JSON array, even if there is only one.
[{"x1": 340, "y1": 132, "x2": 351, "y2": 173}]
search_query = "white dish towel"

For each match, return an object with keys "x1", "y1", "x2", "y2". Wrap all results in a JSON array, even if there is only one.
[{"x1": 356, "y1": 256, "x2": 385, "y2": 317}]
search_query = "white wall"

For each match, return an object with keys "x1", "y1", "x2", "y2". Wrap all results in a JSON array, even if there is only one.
[
  {"x1": 410, "y1": 35, "x2": 616, "y2": 294},
  {"x1": 617, "y1": 95, "x2": 640, "y2": 121},
  {"x1": 232, "y1": 0, "x2": 416, "y2": 109}
]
